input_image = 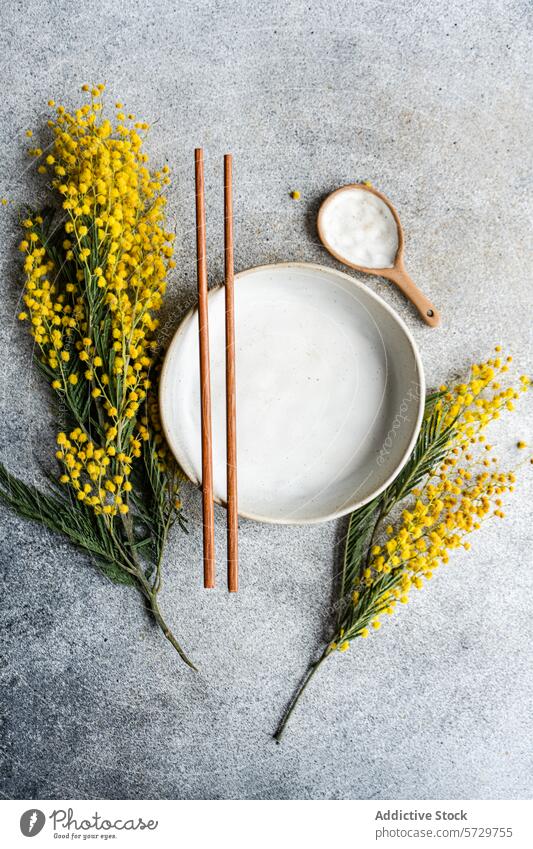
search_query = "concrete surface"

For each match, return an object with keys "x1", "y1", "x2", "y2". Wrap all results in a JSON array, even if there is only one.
[{"x1": 0, "y1": 0, "x2": 532, "y2": 800}]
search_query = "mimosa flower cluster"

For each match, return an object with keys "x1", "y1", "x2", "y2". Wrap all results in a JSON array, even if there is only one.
[
  {"x1": 18, "y1": 84, "x2": 175, "y2": 517},
  {"x1": 275, "y1": 353, "x2": 530, "y2": 739},
  {"x1": 0, "y1": 87, "x2": 194, "y2": 666},
  {"x1": 333, "y1": 354, "x2": 530, "y2": 649}
]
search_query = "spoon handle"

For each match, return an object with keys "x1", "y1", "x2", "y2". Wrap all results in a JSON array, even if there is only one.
[{"x1": 383, "y1": 265, "x2": 440, "y2": 327}]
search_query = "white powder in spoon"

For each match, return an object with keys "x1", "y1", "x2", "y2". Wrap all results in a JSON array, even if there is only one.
[{"x1": 321, "y1": 188, "x2": 399, "y2": 268}]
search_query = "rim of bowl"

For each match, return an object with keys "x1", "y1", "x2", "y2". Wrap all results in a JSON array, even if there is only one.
[{"x1": 159, "y1": 261, "x2": 425, "y2": 525}]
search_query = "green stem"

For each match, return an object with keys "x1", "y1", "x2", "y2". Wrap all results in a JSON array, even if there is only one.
[
  {"x1": 153, "y1": 521, "x2": 169, "y2": 596},
  {"x1": 364, "y1": 502, "x2": 387, "y2": 572},
  {"x1": 274, "y1": 649, "x2": 330, "y2": 742},
  {"x1": 148, "y1": 591, "x2": 197, "y2": 671},
  {"x1": 113, "y1": 518, "x2": 197, "y2": 670},
  {"x1": 337, "y1": 516, "x2": 354, "y2": 629}
]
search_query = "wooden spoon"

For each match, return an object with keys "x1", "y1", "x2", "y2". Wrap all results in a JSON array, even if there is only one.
[{"x1": 317, "y1": 184, "x2": 440, "y2": 327}]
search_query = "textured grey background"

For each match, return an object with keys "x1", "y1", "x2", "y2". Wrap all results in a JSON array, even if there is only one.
[{"x1": 0, "y1": 0, "x2": 532, "y2": 801}]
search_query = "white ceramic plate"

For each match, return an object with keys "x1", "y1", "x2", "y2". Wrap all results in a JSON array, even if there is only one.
[{"x1": 160, "y1": 262, "x2": 424, "y2": 524}]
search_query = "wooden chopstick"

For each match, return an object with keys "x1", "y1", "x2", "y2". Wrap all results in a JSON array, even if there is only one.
[
  {"x1": 194, "y1": 148, "x2": 215, "y2": 588},
  {"x1": 224, "y1": 154, "x2": 238, "y2": 592}
]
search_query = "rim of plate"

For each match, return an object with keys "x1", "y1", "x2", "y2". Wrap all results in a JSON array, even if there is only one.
[{"x1": 159, "y1": 261, "x2": 426, "y2": 525}]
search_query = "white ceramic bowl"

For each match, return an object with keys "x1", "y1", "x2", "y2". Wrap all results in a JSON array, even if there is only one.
[{"x1": 160, "y1": 262, "x2": 424, "y2": 524}]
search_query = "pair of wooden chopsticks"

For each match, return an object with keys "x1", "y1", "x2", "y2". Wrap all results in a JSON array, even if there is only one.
[{"x1": 195, "y1": 148, "x2": 238, "y2": 592}]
